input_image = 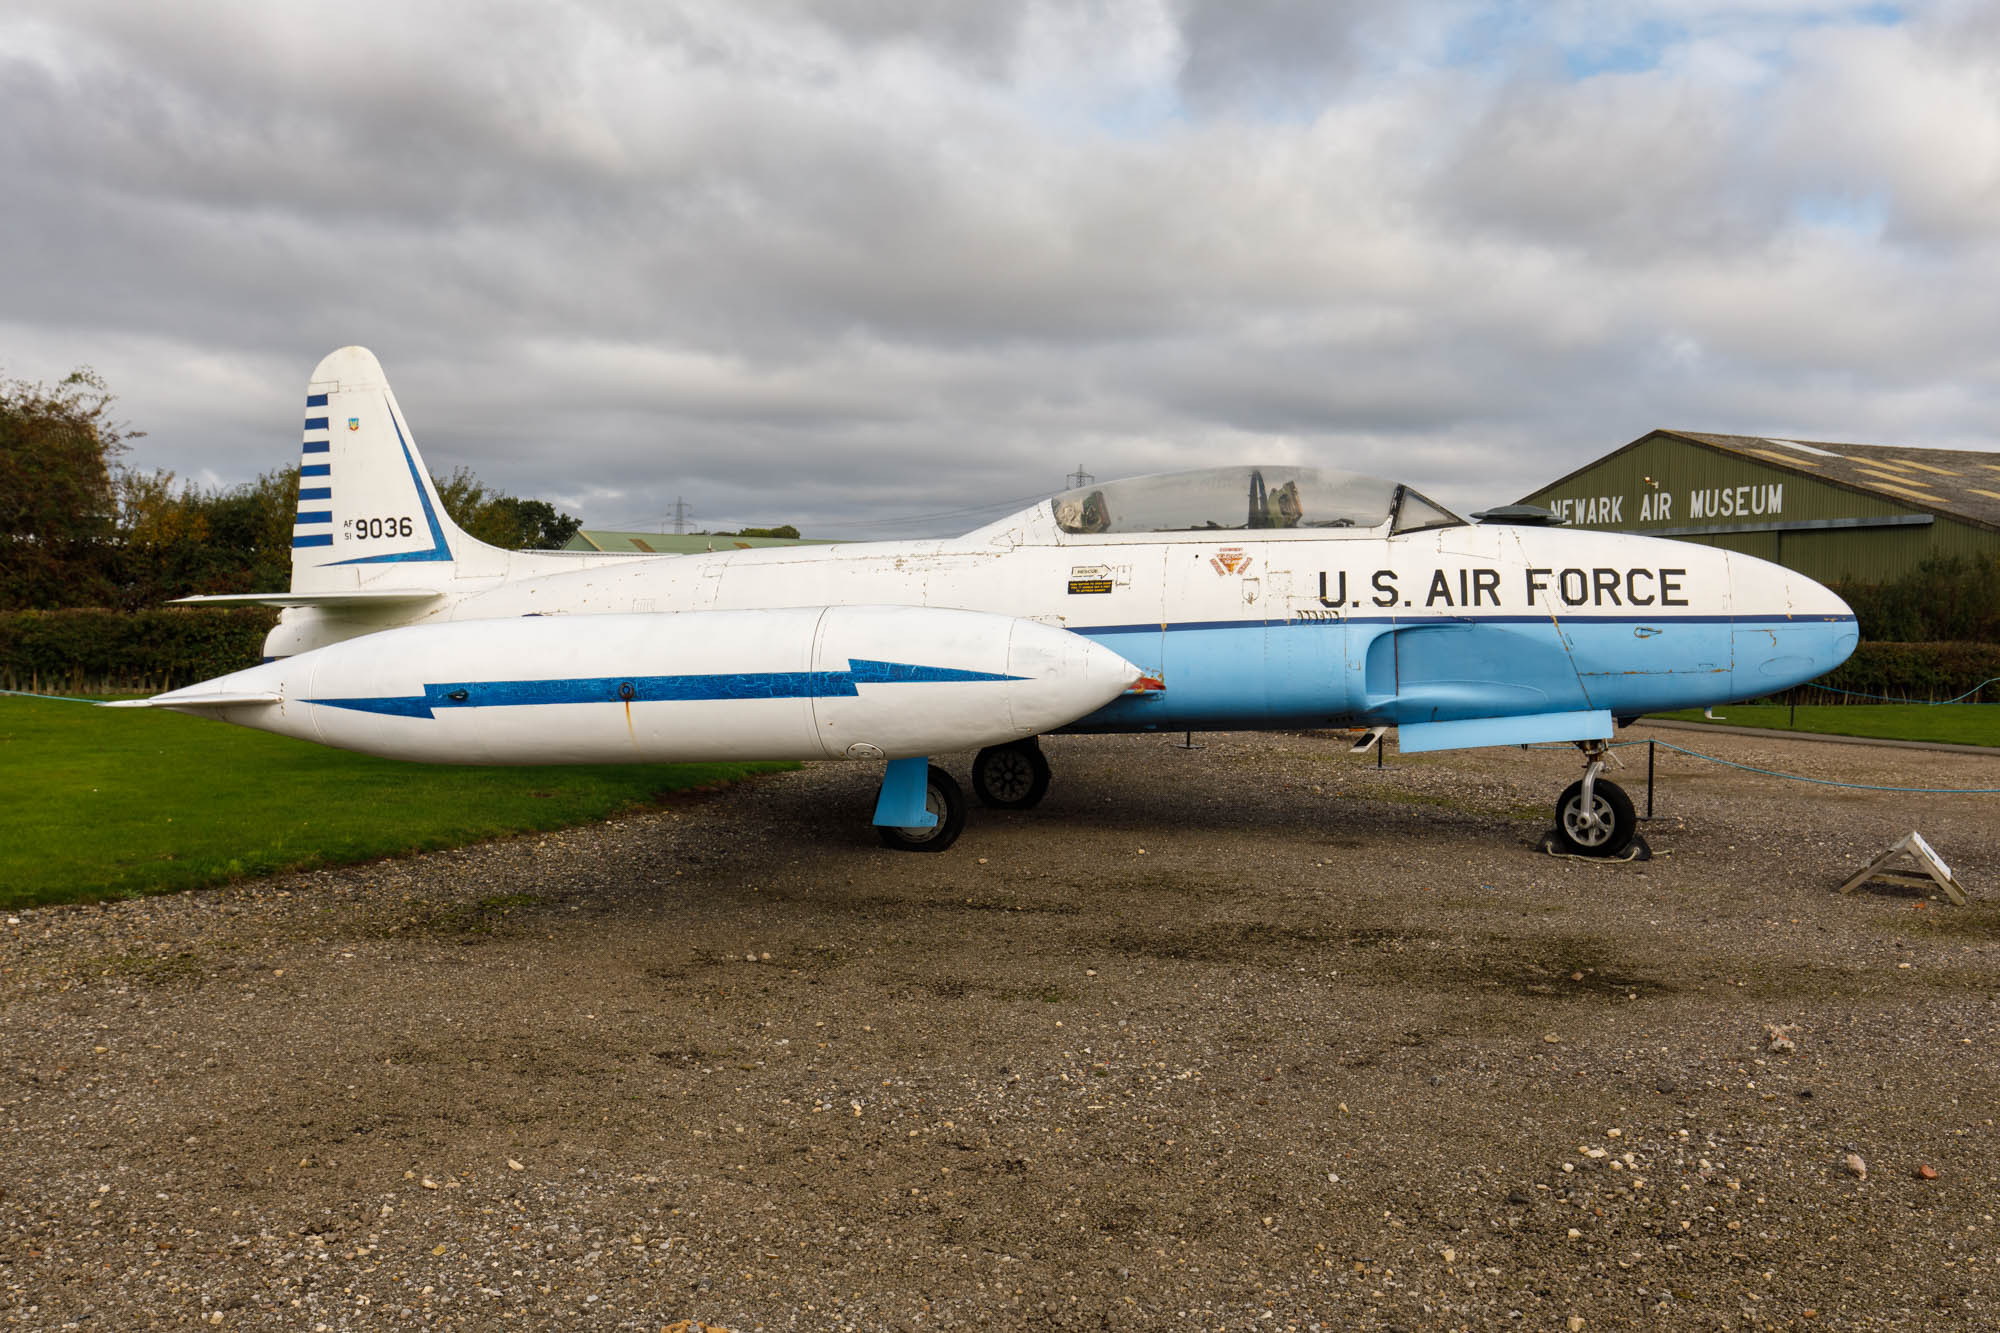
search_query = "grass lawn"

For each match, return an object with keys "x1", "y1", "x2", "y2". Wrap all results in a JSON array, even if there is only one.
[
  {"x1": 1650, "y1": 702, "x2": 2000, "y2": 748},
  {"x1": 0, "y1": 694, "x2": 795, "y2": 910}
]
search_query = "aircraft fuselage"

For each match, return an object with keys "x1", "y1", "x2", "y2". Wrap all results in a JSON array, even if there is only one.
[{"x1": 273, "y1": 503, "x2": 1852, "y2": 740}]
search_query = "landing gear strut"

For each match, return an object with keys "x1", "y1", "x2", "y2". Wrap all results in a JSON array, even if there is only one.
[
  {"x1": 874, "y1": 760, "x2": 967, "y2": 853},
  {"x1": 1551, "y1": 739, "x2": 1637, "y2": 858},
  {"x1": 972, "y1": 738, "x2": 1051, "y2": 810}
]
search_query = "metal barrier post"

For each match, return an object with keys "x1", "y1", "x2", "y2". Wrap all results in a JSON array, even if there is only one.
[{"x1": 1645, "y1": 739, "x2": 1655, "y2": 819}]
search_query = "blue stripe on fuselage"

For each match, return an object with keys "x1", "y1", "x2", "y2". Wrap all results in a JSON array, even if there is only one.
[
  {"x1": 1073, "y1": 613, "x2": 1853, "y2": 635},
  {"x1": 308, "y1": 658, "x2": 1024, "y2": 719},
  {"x1": 1067, "y1": 614, "x2": 1856, "y2": 732}
]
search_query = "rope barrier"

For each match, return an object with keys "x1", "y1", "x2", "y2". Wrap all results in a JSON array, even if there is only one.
[
  {"x1": 0, "y1": 688, "x2": 108, "y2": 705},
  {"x1": 1637, "y1": 739, "x2": 2000, "y2": 794},
  {"x1": 1802, "y1": 678, "x2": 2000, "y2": 706},
  {"x1": 1522, "y1": 736, "x2": 2000, "y2": 795}
]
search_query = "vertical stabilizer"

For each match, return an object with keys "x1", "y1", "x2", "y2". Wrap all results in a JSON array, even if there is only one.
[{"x1": 290, "y1": 347, "x2": 477, "y2": 594}]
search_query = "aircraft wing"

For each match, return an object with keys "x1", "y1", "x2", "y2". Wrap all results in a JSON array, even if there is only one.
[{"x1": 100, "y1": 691, "x2": 282, "y2": 710}]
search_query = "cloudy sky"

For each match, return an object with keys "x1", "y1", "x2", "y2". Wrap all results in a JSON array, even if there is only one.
[{"x1": 4, "y1": 1, "x2": 1997, "y2": 536}]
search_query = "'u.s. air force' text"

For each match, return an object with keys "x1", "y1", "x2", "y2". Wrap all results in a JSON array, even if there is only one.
[{"x1": 1314, "y1": 567, "x2": 1690, "y2": 610}]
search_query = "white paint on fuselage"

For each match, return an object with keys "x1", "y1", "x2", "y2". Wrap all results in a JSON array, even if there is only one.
[
  {"x1": 268, "y1": 499, "x2": 1839, "y2": 659},
  {"x1": 244, "y1": 495, "x2": 1859, "y2": 750}
]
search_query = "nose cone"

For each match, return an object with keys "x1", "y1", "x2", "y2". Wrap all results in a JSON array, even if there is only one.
[
  {"x1": 1727, "y1": 554, "x2": 1859, "y2": 696},
  {"x1": 1006, "y1": 620, "x2": 1143, "y2": 734}
]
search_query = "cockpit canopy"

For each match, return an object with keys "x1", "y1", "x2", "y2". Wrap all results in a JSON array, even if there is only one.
[{"x1": 1048, "y1": 466, "x2": 1463, "y2": 538}]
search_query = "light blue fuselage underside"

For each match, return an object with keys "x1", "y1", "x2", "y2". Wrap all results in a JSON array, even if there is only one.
[{"x1": 1068, "y1": 614, "x2": 1857, "y2": 732}]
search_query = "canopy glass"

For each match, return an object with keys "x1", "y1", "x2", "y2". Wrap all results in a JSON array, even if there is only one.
[{"x1": 1049, "y1": 466, "x2": 1462, "y2": 537}]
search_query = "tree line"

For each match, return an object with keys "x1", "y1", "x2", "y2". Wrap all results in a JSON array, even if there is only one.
[{"x1": 1, "y1": 369, "x2": 582, "y2": 612}]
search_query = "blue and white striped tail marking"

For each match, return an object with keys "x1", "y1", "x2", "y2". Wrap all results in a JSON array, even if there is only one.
[{"x1": 292, "y1": 392, "x2": 333, "y2": 550}]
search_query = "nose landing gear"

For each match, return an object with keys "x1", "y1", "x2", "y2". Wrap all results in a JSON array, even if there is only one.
[{"x1": 1551, "y1": 740, "x2": 1638, "y2": 858}]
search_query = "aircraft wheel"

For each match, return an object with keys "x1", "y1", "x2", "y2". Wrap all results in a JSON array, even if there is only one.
[
  {"x1": 972, "y1": 739, "x2": 1051, "y2": 810},
  {"x1": 877, "y1": 765, "x2": 967, "y2": 853},
  {"x1": 1554, "y1": 778, "x2": 1636, "y2": 858}
]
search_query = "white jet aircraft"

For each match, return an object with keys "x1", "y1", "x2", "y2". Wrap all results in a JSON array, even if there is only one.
[{"x1": 116, "y1": 347, "x2": 1859, "y2": 856}]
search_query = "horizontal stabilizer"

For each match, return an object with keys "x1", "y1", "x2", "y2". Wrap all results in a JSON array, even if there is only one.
[
  {"x1": 1396, "y1": 709, "x2": 1613, "y2": 753},
  {"x1": 173, "y1": 590, "x2": 444, "y2": 609},
  {"x1": 100, "y1": 691, "x2": 282, "y2": 710}
]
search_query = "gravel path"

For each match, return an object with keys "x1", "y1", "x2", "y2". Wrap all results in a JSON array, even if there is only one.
[{"x1": 5, "y1": 726, "x2": 1998, "y2": 1331}]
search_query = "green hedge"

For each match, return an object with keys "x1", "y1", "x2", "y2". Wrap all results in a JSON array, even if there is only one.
[
  {"x1": 1833, "y1": 557, "x2": 2000, "y2": 644},
  {"x1": 1798, "y1": 641, "x2": 2000, "y2": 704},
  {"x1": 0, "y1": 607, "x2": 277, "y2": 693}
]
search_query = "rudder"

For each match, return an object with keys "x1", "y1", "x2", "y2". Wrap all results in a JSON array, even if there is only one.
[{"x1": 291, "y1": 347, "x2": 473, "y2": 593}]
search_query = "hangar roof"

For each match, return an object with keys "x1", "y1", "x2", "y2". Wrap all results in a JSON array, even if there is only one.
[{"x1": 1537, "y1": 429, "x2": 2000, "y2": 535}]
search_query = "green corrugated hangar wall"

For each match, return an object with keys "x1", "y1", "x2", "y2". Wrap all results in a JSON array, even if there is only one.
[{"x1": 1519, "y1": 430, "x2": 2000, "y2": 586}]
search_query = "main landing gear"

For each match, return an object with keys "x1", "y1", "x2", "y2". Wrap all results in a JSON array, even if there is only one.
[
  {"x1": 871, "y1": 740, "x2": 1051, "y2": 853},
  {"x1": 971, "y1": 738, "x2": 1051, "y2": 810},
  {"x1": 1551, "y1": 739, "x2": 1638, "y2": 858},
  {"x1": 874, "y1": 761, "x2": 968, "y2": 853}
]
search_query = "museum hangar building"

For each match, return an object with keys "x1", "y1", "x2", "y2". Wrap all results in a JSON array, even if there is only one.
[{"x1": 1518, "y1": 430, "x2": 2000, "y2": 587}]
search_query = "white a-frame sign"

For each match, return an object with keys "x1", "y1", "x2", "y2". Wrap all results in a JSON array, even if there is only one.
[{"x1": 1838, "y1": 832, "x2": 1968, "y2": 907}]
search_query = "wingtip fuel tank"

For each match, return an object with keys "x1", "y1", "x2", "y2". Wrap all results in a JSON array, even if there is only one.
[{"x1": 133, "y1": 606, "x2": 1142, "y2": 767}]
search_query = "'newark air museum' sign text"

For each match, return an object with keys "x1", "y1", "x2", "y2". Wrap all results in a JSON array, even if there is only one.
[{"x1": 1548, "y1": 483, "x2": 1785, "y2": 528}]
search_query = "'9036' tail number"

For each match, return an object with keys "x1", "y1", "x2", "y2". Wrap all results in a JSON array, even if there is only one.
[{"x1": 344, "y1": 516, "x2": 415, "y2": 541}]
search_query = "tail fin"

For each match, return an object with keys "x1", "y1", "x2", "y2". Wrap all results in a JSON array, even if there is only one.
[{"x1": 290, "y1": 346, "x2": 483, "y2": 594}]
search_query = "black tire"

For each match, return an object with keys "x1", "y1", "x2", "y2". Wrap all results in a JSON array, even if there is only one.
[
  {"x1": 877, "y1": 765, "x2": 967, "y2": 853},
  {"x1": 972, "y1": 739, "x2": 1051, "y2": 810},
  {"x1": 1554, "y1": 778, "x2": 1637, "y2": 858}
]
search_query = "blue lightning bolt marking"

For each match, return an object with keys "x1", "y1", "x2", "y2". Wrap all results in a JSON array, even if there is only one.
[{"x1": 308, "y1": 659, "x2": 1024, "y2": 718}]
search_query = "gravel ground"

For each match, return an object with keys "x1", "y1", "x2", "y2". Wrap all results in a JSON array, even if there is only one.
[{"x1": 4, "y1": 725, "x2": 1998, "y2": 1332}]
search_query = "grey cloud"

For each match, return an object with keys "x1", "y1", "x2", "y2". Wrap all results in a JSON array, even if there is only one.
[
  {"x1": 3, "y1": 1, "x2": 1998, "y2": 542},
  {"x1": 1762, "y1": 15, "x2": 2000, "y2": 253},
  {"x1": 1423, "y1": 68, "x2": 1786, "y2": 260},
  {"x1": 758, "y1": 0, "x2": 1027, "y2": 76},
  {"x1": 1172, "y1": 0, "x2": 1393, "y2": 114}
]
